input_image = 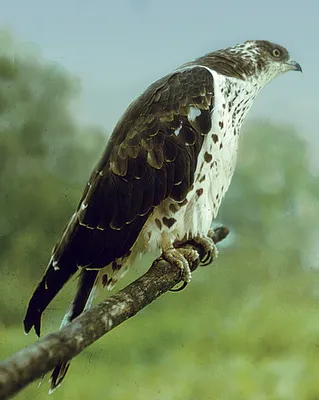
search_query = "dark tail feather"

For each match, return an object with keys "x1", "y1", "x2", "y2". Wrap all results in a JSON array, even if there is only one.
[
  {"x1": 23, "y1": 260, "x2": 78, "y2": 336},
  {"x1": 49, "y1": 269, "x2": 99, "y2": 391}
]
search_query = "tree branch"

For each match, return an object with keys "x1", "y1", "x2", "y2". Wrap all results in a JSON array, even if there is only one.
[{"x1": 0, "y1": 226, "x2": 229, "y2": 399}]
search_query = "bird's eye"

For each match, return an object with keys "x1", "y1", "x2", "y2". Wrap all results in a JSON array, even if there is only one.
[{"x1": 272, "y1": 48, "x2": 281, "y2": 58}]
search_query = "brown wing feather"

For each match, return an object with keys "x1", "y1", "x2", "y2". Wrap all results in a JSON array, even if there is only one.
[
  {"x1": 56, "y1": 66, "x2": 214, "y2": 268},
  {"x1": 24, "y1": 66, "x2": 214, "y2": 334}
]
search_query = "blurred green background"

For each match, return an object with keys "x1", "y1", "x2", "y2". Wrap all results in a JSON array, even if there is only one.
[{"x1": 1, "y1": 31, "x2": 319, "y2": 400}]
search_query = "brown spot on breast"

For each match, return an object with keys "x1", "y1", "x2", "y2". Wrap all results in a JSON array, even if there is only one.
[
  {"x1": 219, "y1": 142, "x2": 223, "y2": 150},
  {"x1": 102, "y1": 274, "x2": 107, "y2": 286},
  {"x1": 212, "y1": 134, "x2": 219, "y2": 143},
  {"x1": 196, "y1": 188, "x2": 204, "y2": 197},
  {"x1": 162, "y1": 217, "x2": 176, "y2": 229},
  {"x1": 216, "y1": 194, "x2": 219, "y2": 200},
  {"x1": 155, "y1": 218, "x2": 162, "y2": 230},
  {"x1": 204, "y1": 152, "x2": 212, "y2": 163},
  {"x1": 102, "y1": 274, "x2": 113, "y2": 287},
  {"x1": 147, "y1": 231, "x2": 152, "y2": 240},
  {"x1": 169, "y1": 203, "x2": 179, "y2": 213},
  {"x1": 210, "y1": 160, "x2": 217, "y2": 169},
  {"x1": 112, "y1": 261, "x2": 122, "y2": 271},
  {"x1": 200, "y1": 161, "x2": 205, "y2": 171},
  {"x1": 199, "y1": 175, "x2": 206, "y2": 183},
  {"x1": 219, "y1": 121, "x2": 224, "y2": 129}
]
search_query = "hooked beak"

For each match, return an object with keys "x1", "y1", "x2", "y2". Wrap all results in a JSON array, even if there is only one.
[{"x1": 286, "y1": 59, "x2": 302, "y2": 72}]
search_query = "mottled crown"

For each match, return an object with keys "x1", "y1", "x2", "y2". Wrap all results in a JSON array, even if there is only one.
[{"x1": 194, "y1": 40, "x2": 301, "y2": 83}]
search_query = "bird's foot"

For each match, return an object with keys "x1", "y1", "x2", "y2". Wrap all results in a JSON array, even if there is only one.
[
  {"x1": 162, "y1": 247, "x2": 199, "y2": 291},
  {"x1": 192, "y1": 232, "x2": 219, "y2": 266}
]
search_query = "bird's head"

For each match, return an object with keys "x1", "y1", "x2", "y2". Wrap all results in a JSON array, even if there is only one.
[
  {"x1": 226, "y1": 40, "x2": 302, "y2": 84},
  {"x1": 198, "y1": 40, "x2": 302, "y2": 87}
]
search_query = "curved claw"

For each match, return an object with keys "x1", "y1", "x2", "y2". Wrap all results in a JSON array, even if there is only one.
[
  {"x1": 201, "y1": 251, "x2": 211, "y2": 264},
  {"x1": 201, "y1": 253, "x2": 213, "y2": 266},
  {"x1": 201, "y1": 254, "x2": 209, "y2": 263},
  {"x1": 170, "y1": 281, "x2": 188, "y2": 292},
  {"x1": 191, "y1": 235, "x2": 218, "y2": 266}
]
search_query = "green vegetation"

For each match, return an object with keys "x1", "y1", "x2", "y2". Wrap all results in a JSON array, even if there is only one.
[{"x1": 1, "y1": 32, "x2": 319, "y2": 399}]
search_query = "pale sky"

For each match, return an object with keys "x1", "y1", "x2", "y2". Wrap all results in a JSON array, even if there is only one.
[{"x1": 2, "y1": 0, "x2": 318, "y2": 157}]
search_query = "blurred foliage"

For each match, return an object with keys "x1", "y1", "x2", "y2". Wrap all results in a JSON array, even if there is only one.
[
  {"x1": 0, "y1": 31, "x2": 105, "y2": 321},
  {"x1": 1, "y1": 31, "x2": 319, "y2": 400}
]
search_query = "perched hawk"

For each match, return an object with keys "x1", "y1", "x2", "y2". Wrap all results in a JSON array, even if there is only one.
[{"x1": 24, "y1": 40, "x2": 301, "y2": 389}]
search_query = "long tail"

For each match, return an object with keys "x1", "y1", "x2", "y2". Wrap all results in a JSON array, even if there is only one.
[
  {"x1": 23, "y1": 259, "x2": 79, "y2": 336},
  {"x1": 49, "y1": 269, "x2": 99, "y2": 391}
]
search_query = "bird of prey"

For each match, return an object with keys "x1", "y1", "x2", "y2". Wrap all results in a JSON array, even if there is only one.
[{"x1": 24, "y1": 40, "x2": 301, "y2": 389}]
